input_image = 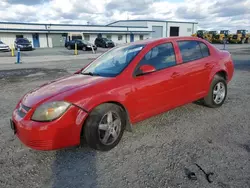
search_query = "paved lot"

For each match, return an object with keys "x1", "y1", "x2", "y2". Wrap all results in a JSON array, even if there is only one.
[
  {"x1": 0, "y1": 46, "x2": 109, "y2": 57},
  {"x1": 0, "y1": 44, "x2": 249, "y2": 188}
]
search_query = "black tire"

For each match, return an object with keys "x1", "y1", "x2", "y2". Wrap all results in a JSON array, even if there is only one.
[
  {"x1": 82, "y1": 46, "x2": 86, "y2": 51},
  {"x1": 203, "y1": 75, "x2": 227, "y2": 108},
  {"x1": 83, "y1": 103, "x2": 126, "y2": 151},
  {"x1": 67, "y1": 45, "x2": 71, "y2": 50}
]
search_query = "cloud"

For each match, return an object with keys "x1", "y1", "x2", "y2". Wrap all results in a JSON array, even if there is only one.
[
  {"x1": 0, "y1": 0, "x2": 249, "y2": 32},
  {"x1": 7, "y1": 0, "x2": 48, "y2": 5},
  {"x1": 106, "y1": 0, "x2": 153, "y2": 14}
]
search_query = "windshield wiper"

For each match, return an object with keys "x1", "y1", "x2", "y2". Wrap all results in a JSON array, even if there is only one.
[{"x1": 81, "y1": 72, "x2": 100, "y2": 76}]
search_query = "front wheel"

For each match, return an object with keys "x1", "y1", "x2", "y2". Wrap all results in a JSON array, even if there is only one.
[
  {"x1": 83, "y1": 103, "x2": 126, "y2": 151},
  {"x1": 67, "y1": 45, "x2": 71, "y2": 50},
  {"x1": 203, "y1": 75, "x2": 227, "y2": 108}
]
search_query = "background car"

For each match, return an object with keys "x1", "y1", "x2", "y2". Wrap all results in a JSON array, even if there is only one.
[
  {"x1": 65, "y1": 39, "x2": 97, "y2": 51},
  {"x1": 11, "y1": 37, "x2": 234, "y2": 151},
  {"x1": 94, "y1": 37, "x2": 115, "y2": 48},
  {"x1": 14, "y1": 38, "x2": 33, "y2": 51},
  {"x1": 0, "y1": 41, "x2": 10, "y2": 52}
]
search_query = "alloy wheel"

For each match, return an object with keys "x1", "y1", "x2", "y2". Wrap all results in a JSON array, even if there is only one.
[
  {"x1": 213, "y1": 82, "x2": 226, "y2": 104},
  {"x1": 98, "y1": 111, "x2": 121, "y2": 145}
]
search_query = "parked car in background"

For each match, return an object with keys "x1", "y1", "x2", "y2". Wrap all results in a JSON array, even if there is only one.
[
  {"x1": 65, "y1": 39, "x2": 97, "y2": 51},
  {"x1": 11, "y1": 37, "x2": 234, "y2": 151},
  {"x1": 14, "y1": 38, "x2": 32, "y2": 51},
  {"x1": 0, "y1": 41, "x2": 10, "y2": 52},
  {"x1": 95, "y1": 37, "x2": 115, "y2": 48}
]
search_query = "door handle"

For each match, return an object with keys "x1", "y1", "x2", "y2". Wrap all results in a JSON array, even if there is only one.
[{"x1": 171, "y1": 72, "x2": 180, "y2": 78}]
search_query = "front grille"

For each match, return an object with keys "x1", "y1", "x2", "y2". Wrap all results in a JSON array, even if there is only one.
[
  {"x1": 233, "y1": 35, "x2": 238, "y2": 39},
  {"x1": 17, "y1": 104, "x2": 31, "y2": 118}
]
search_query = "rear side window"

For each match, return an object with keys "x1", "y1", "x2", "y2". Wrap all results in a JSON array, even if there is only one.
[
  {"x1": 198, "y1": 42, "x2": 210, "y2": 57},
  {"x1": 178, "y1": 41, "x2": 203, "y2": 63},
  {"x1": 137, "y1": 42, "x2": 176, "y2": 71}
]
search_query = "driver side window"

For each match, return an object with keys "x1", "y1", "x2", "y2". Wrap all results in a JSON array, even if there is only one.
[{"x1": 136, "y1": 42, "x2": 176, "y2": 72}]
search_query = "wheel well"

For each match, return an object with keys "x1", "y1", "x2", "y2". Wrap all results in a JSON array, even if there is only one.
[
  {"x1": 216, "y1": 71, "x2": 228, "y2": 81},
  {"x1": 80, "y1": 101, "x2": 132, "y2": 137},
  {"x1": 106, "y1": 101, "x2": 132, "y2": 132}
]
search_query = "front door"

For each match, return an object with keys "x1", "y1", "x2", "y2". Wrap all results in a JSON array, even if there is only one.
[
  {"x1": 130, "y1": 34, "x2": 134, "y2": 42},
  {"x1": 32, "y1": 33, "x2": 40, "y2": 48},
  {"x1": 129, "y1": 42, "x2": 184, "y2": 122}
]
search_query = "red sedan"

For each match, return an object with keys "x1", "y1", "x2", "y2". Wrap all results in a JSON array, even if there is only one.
[{"x1": 11, "y1": 37, "x2": 234, "y2": 151}]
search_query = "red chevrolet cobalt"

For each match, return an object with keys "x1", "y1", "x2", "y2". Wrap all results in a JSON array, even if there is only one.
[{"x1": 11, "y1": 37, "x2": 234, "y2": 151}]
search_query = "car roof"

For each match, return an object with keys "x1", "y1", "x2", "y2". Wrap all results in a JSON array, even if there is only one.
[{"x1": 128, "y1": 36, "x2": 204, "y2": 46}]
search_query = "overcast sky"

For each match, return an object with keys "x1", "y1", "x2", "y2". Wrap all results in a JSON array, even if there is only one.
[{"x1": 0, "y1": 0, "x2": 250, "y2": 32}]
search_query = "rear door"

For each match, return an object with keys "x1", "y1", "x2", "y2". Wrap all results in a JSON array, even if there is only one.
[{"x1": 177, "y1": 40, "x2": 214, "y2": 100}]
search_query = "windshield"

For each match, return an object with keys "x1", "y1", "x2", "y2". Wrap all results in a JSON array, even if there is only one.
[
  {"x1": 17, "y1": 39, "x2": 29, "y2": 43},
  {"x1": 82, "y1": 44, "x2": 145, "y2": 77},
  {"x1": 103, "y1": 38, "x2": 110, "y2": 42}
]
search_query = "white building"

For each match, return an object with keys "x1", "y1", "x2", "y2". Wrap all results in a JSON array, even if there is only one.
[{"x1": 0, "y1": 20, "x2": 198, "y2": 48}]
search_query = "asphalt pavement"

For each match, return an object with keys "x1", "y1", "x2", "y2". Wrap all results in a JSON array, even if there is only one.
[{"x1": 0, "y1": 44, "x2": 249, "y2": 188}]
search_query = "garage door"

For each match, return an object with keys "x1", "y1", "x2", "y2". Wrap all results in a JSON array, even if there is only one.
[
  {"x1": 170, "y1": 27, "x2": 179, "y2": 36},
  {"x1": 152, "y1": 26, "x2": 163, "y2": 38},
  {"x1": 51, "y1": 34, "x2": 65, "y2": 47}
]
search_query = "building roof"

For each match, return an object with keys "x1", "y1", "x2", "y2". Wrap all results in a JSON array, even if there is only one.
[
  {"x1": 0, "y1": 28, "x2": 153, "y2": 34},
  {"x1": 0, "y1": 21, "x2": 147, "y2": 28},
  {"x1": 107, "y1": 19, "x2": 198, "y2": 26}
]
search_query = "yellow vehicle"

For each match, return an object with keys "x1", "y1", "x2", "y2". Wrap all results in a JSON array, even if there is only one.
[
  {"x1": 230, "y1": 30, "x2": 250, "y2": 44},
  {"x1": 213, "y1": 30, "x2": 232, "y2": 43},
  {"x1": 192, "y1": 30, "x2": 211, "y2": 42},
  {"x1": 208, "y1": 31, "x2": 218, "y2": 43}
]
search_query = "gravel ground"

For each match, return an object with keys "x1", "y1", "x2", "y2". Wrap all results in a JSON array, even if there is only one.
[{"x1": 0, "y1": 45, "x2": 250, "y2": 188}]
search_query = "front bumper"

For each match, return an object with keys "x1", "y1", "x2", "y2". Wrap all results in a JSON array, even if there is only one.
[
  {"x1": 229, "y1": 39, "x2": 240, "y2": 43},
  {"x1": 19, "y1": 47, "x2": 33, "y2": 51},
  {"x1": 86, "y1": 46, "x2": 97, "y2": 50},
  {"x1": 0, "y1": 47, "x2": 10, "y2": 52},
  {"x1": 11, "y1": 104, "x2": 88, "y2": 150}
]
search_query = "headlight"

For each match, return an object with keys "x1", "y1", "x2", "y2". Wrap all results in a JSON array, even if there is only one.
[
  {"x1": 31, "y1": 101, "x2": 71, "y2": 121},
  {"x1": 17, "y1": 45, "x2": 23, "y2": 48},
  {"x1": 87, "y1": 45, "x2": 91, "y2": 47}
]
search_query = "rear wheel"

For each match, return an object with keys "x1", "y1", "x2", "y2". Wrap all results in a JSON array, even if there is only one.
[
  {"x1": 203, "y1": 75, "x2": 227, "y2": 108},
  {"x1": 67, "y1": 45, "x2": 71, "y2": 50},
  {"x1": 82, "y1": 46, "x2": 86, "y2": 51},
  {"x1": 83, "y1": 103, "x2": 126, "y2": 151}
]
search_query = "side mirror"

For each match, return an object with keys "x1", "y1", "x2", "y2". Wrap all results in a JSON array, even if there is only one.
[{"x1": 136, "y1": 65, "x2": 156, "y2": 76}]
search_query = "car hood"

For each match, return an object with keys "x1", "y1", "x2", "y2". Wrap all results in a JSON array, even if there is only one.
[
  {"x1": 83, "y1": 42, "x2": 95, "y2": 46},
  {"x1": 22, "y1": 74, "x2": 110, "y2": 107}
]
